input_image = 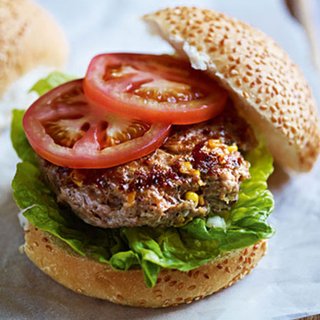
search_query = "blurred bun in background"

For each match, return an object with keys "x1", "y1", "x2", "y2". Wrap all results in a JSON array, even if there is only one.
[{"x1": 0, "y1": 0, "x2": 68, "y2": 97}]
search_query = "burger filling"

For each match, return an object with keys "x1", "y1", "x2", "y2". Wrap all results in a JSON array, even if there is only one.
[
  {"x1": 39, "y1": 103, "x2": 253, "y2": 228},
  {"x1": 12, "y1": 58, "x2": 274, "y2": 288}
]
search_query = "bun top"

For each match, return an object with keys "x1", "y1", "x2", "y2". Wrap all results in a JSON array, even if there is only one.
[
  {"x1": 144, "y1": 6, "x2": 320, "y2": 171},
  {"x1": 0, "y1": 0, "x2": 68, "y2": 96}
]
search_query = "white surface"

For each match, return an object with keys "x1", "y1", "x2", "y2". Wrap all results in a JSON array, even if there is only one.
[
  {"x1": 0, "y1": 67, "x2": 54, "y2": 131},
  {"x1": 1, "y1": 0, "x2": 320, "y2": 319}
]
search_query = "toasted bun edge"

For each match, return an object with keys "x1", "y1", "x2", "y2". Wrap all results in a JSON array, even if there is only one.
[{"x1": 24, "y1": 224, "x2": 267, "y2": 308}]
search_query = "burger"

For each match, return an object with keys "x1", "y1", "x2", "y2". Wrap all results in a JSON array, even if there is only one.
[{"x1": 11, "y1": 7, "x2": 320, "y2": 308}]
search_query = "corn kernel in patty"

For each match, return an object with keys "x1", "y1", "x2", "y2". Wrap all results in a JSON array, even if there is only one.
[{"x1": 185, "y1": 191, "x2": 199, "y2": 206}]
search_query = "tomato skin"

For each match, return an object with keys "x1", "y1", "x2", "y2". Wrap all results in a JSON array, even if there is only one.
[
  {"x1": 23, "y1": 79, "x2": 171, "y2": 169},
  {"x1": 84, "y1": 53, "x2": 228, "y2": 125}
]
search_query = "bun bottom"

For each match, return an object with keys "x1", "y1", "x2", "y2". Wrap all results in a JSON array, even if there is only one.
[{"x1": 24, "y1": 224, "x2": 267, "y2": 308}]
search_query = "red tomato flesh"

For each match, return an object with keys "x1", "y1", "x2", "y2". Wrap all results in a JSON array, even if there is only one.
[
  {"x1": 84, "y1": 53, "x2": 228, "y2": 124},
  {"x1": 23, "y1": 79, "x2": 171, "y2": 169}
]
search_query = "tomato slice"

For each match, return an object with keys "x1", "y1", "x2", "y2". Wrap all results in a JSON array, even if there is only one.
[
  {"x1": 84, "y1": 53, "x2": 228, "y2": 125},
  {"x1": 23, "y1": 79, "x2": 171, "y2": 169}
]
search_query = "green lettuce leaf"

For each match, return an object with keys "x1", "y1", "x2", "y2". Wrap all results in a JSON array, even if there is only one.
[
  {"x1": 11, "y1": 110, "x2": 38, "y2": 165},
  {"x1": 29, "y1": 71, "x2": 75, "y2": 96},
  {"x1": 11, "y1": 72, "x2": 274, "y2": 288}
]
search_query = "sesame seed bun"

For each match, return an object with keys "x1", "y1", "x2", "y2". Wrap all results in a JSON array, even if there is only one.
[
  {"x1": 144, "y1": 6, "x2": 320, "y2": 171},
  {"x1": 24, "y1": 224, "x2": 267, "y2": 308},
  {"x1": 0, "y1": 0, "x2": 68, "y2": 96}
]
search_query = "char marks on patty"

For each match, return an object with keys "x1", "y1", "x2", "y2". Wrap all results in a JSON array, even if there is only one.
[{"x1": 40, "y1": 103, "x2": 255, "y2": 228}]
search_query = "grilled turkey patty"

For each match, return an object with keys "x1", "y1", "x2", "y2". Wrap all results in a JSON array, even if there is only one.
[{"x1": 40, "y1": 105, "x2": 255, "y2": 228}]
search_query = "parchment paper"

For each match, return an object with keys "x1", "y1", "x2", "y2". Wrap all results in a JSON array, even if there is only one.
[{"x1": 1, "y1": 1, "x2": 320, "y2": 319}]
